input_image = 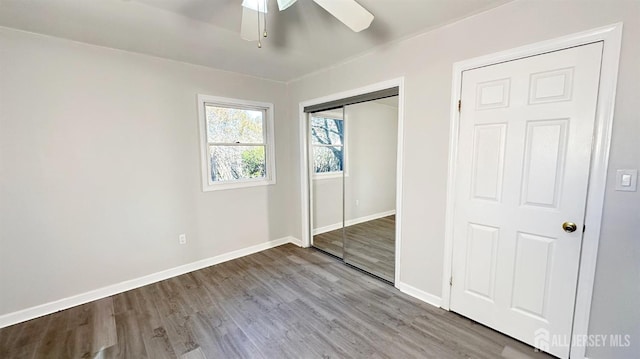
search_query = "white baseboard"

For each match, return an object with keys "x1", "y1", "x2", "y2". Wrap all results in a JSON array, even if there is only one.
[
  {"x1": 313, "y1": 210, "x2": 396, "y2": 235},
  {"x1": 288, "y1": 236, "x2": 305, "y2": 247},
  {"x1": 313, "y1": 222, "x2": 343, "y2": 235},
  {"x1": 396, "y1": 281, "x2": 442, "y2": 308},
  {"x1": 0, "y1": 236, "x2": 301, "y2": 329}
]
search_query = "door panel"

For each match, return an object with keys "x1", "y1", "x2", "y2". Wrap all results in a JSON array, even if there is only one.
[
  {"x1": 450, "y1": 42, "x2": 603, "y2": 358},
  {"x1": 464, "y1": 223, "x2": 499, "y2": 301},
  {"x1": 471, "y1": 124, "x2": 507, "y2": 201},
  {"x1": 511, "y1": 231, "x2": 554, "y2": 320},
  {"x1": 342, "y1": 98, "x2": 398, "y2": 283},
  {"x1": 521, "y1": 119, "x2": 568, "y2": 208},
  {"x1": 310, "y1": 109, "x2": 345, "y2": 259}
]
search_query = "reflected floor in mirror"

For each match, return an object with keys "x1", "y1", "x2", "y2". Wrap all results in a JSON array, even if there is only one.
[{"x1": 314, "y1": 215, "x2": 395, "y2": 282}]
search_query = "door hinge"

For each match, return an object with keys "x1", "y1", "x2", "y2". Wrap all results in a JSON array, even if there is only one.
[
  {"x1": 457, "y1": 100, "x2": 461, "y2": 112},
  {"x1": 449, "y1": 276, "x2": 453, "y2": 286},
  {"x1": 583, "y1": 224, "x2": 586, "y2": 232}
]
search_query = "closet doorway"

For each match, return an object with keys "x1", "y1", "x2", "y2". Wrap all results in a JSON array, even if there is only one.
[{"x1": 306, "y1": 87, "x2": 400, "y2": 283}]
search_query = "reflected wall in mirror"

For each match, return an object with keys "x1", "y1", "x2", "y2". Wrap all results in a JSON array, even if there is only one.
[
  {"x1": 343, "y1": 97, "x2": 398, "y2": 282},
  {"x1": 310, "y1": 108, "x2": 345, "y2": 258},
  {"x1": 310, "y1": 95, "x2": 398, "y2": 283}
]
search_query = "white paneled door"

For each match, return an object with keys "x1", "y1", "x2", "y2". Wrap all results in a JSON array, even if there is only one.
[{"x1": 450, "y1": 42, "x2": 603, "y2": 358}]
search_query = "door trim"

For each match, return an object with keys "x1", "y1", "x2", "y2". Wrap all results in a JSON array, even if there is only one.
[
  {"x1": 441, "y1": 23, "x2": 622, "y2": 359},
  {"x1": 298, "y1": 77, "x2": 405, "y2": 285}
]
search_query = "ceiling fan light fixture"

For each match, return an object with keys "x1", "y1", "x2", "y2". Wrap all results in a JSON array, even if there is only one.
[
  {"x1": 242, "y1": 0, "x2": 268, "y2": 13},
  {"x1": 240, "y1": 0, "x2": 374, "y2": 48},
  {"x1": 276, "y1": 0, "x2": 297, "y2": 11}
]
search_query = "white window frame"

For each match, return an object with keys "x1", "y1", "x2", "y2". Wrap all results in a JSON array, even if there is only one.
[
  {"x1": 310, "y1": 113, "x2": 347, "y2": 180},
  {"x1": 197, "y1": 94, "x2": 276, "y2": 191}
]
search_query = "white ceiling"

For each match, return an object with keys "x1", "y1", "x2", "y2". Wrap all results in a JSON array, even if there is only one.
[{"x1": 0, "y1": 0, "x2": 511, "y2": 82}]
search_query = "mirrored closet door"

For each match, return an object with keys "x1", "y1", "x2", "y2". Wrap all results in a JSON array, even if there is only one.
[
  {"x1": 310, "y1": 108, "x2": 345, "y2": 259},
  {"x1": 309, "y1": 92, "x2": 399, "y2": 283},
  {"x1": 342, "y1": 98, "x2": 398, "y2": 282}
]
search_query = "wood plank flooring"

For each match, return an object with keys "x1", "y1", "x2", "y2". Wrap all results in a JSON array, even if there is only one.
[
  {"x1": 344, "y1": 215, "x2": 395, "y2": 282},
  {"x1": 313, "y1": 216, "x2": 395, "y2": 282},
  {"x1": 0, "y1": 244, "x2": 554, "y2": 359},
  {"x1": 311, "y1": 227, "x2": 344, "y2": 258}
]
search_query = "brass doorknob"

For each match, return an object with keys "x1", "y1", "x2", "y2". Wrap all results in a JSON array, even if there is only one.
[{"x1": 562, "y1": 222, "x2": 577, "y2": 233}]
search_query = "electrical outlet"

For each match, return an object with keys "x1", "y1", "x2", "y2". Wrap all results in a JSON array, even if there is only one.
[
  {"x1": 355, "y1": 200, "x2": 360, "y2": 206},
  {"x1": 179, "y1": 234, "x2": 187, "y2": 245}
]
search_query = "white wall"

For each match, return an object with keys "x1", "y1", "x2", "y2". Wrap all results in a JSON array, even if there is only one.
[
  {"x1": 312, "y1": 100, "x2": 398, "y2": 231},
  {"x1": 0, "y1": 28, "x2": 293, "y2": 316},
  {"x1": 312, "y1": 177, "x2": 343, "y2": 231},
  {"x1": 344, "y1": 100, "x2": 398, "y2": 222},
  {"x1": 287, "y1": 1, "x2": 639, "y2": 357}
]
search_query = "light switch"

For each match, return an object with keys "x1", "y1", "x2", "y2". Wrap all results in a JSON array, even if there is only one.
[{"x1": 616, "y1": 169, "x2": 638, "y2": 192}]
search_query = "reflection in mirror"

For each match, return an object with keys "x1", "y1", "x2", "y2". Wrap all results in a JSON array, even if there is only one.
[
  {"x1": 309, "y1": 95, "x2": 399, "y2": 284},
  {"x1": 343, "y1": 97, "x2": 398, "y2": 282},
  {"x1": 310, "y1": 108, "x2": 345, "y2": 258}
]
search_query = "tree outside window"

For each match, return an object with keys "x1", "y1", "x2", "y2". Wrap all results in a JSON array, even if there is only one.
[
  {"x1": 311, "y1": 116, "x2": 344, "y2": 175},
  {"x1": 206, "y1": 106, "x2": 266, "y2": 181}
]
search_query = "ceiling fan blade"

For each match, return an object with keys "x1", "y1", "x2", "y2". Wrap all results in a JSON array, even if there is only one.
[
  {"x1": 277, "y1": 0, "x2": 297, "y2": 11},
  {"x1": 312, "y1": 0, "x2": 373, "y2": 32},
  {"x1": 242, "y1": 0, "x2": 269, "y2": 13},
  {"x1": 240, "y1": 6, "x2": 260, "y2": 41}
]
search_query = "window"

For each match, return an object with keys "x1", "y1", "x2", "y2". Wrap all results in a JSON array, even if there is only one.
[
  {"x1": 310, "y1": 114, "x2": 345, "y2": 178},
  {"x1": 197, "y1": 94, "x2": 275, "y2": 191}
]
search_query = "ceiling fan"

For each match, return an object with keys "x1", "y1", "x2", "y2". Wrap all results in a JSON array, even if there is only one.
[{"x1": 240, "y1": 0, "x2": 374, "y2": 47}]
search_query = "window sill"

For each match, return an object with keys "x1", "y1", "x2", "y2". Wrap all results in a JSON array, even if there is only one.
[
  {"x1": 313, "y1": 172, "x2": 348, "y2": 180},
  {"x1": 202, "y1": 178, "x2": 275, "y2": 192}
]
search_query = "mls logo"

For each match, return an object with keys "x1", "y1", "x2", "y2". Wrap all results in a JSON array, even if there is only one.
[{"x1": 534, "y1": 328, "x2": 550, "y2": 352}]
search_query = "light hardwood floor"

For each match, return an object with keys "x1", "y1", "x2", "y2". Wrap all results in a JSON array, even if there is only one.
[
  {"x1": 0, "y1": 244, "x2": 554, "y2": 359},
  {"x1": 313, "y1": 215, "x2": 395, "y2": 282}
]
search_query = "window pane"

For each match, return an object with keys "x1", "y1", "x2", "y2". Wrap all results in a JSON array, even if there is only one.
[
  {"x1": 206, "y1": 105, "x2": 264, "y2": 144},
  {"x1": 313, "y1": 146, "x2": 343, "y2": 173},
  {"x1": 209, "y1": 145, "x2": 266, "y2": 182},
  {"x1": 311, "y1": 117, "x2": 343, "y2": 146}
]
